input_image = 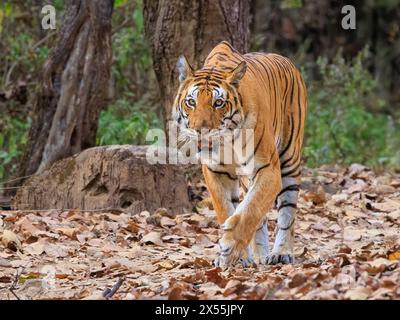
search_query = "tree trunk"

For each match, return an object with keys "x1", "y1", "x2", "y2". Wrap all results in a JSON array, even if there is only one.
[
  {"x1": 143, "y1": 0, "x2": 251, "y2": 125},
  {"x1": 17, "y1": 0, "x2": 113, "y2": 179}
]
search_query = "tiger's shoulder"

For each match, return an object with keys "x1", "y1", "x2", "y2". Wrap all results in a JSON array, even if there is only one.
[{"x1": 204, "y1": 42, "x2": 299, "y2": 83}]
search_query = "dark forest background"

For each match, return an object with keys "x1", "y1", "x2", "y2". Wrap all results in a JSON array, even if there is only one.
[{"x1": 1, "y1": 0, "x2": 399, "y2": 186}]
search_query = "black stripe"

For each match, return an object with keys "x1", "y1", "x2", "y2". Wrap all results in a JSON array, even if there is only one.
[
  {"x1": 278, "y1": 218, "x2": 295, "y2": 231},
  {"x1": 209, "y1": 79, "x2": 222, "y2": 85},
  {"x1": 207, "y1": 168, "x2": 237, "y2": 180},
  {"x1": 202, "y1": 67, "x2": 225, "y2": 75},
  {"x1": 276, "y1": 59, "x2": 290, "y2": 108},
  {"x1": 296, "y1": 77, "x2": 303, "y2": 140},
  {"x1": 205, "y1": 51, "x2": 230, "y2": 62},
  {"x1": 242, "y1": 126, "x2": 265, "y2": 166},
  {"x1": 280, "y1": 146, "x2": 300, "y2": 169},
  {"x1": 265, "y1": 58, "x2": 279, "y2": 131},
  {"x1": 256, "y1": 225, "x2": 264, "y2": 231},
  {"x1": 280, "y1": 156, "x2": 292, "y2": 169},
  {"x1": 198, "y1": 68, "x2": 225, "y2": 76},
  {"x1": 281, "y1": 163, "x2": 301, "y2": 177},
  {"x1": 279, "y1": 113, "x2": 295, "y2": 158},
  {"x1": 194, "y1": 76, "x2": 223, "y2": 82},
  {"x1": 253, "y1": 163, "x2": 270, "y2": 179},
  {"x1": 290, "y1": 72, "x2": 296, "y2": 105},
  {"x1": 277, "y1": 202, "x2": 297, "y2": 211},
  {"x1": 231, "y1": 197, "x2": 240, "y2": 203},
  {"x1": 224, "y1": 109, "x2": 239, "y2": 121},
  {"x1": 277, "y1": 184, "x2": 299, "y2": 198},
  {"x1": 289, "y1": 172, "x2": 301, "y2": 178},
  {"x1": 178, "y1": 106, "x2": 187, "y2": 120}
]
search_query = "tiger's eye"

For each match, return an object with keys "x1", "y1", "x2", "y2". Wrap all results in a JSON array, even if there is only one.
[
  {"x1": 214, "y1": 99, "x2": 224, "y2": 108},
  {"x1": 186, "y1": 99, "x2": 196, "y2": 107}
]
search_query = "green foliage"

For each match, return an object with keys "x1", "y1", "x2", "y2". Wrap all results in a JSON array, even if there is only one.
[
  {"x1": 281, "y1": 0, "x2": 303, "y2": 9},
  {"x1": 52, "y1": 0, "x2": 65, "y2": 11},
  {"x1": 0, "y1": 2, "x2": 53, "y2": 183},
  {"x1": 0, "y1": 117, "x2": 30, "y2": 182},
  {"x1": 303, "y1": 48, "x2": 400, "y2": 169},
  {"x1": 97, "y1": 98, "x2": 161, "y2": 146},
  {"x1": 115, "y1": 0, "x2": 129, "y2": 8},
  {"x1": 97, "y1": 0, "x2": 161, "y2": 147},
  {"x1": 1, "y1": 2, "x2": 51, "y2": 88},
  {"x1": 111, "y1": 0, "x2": 153, "y2": 97},
  {"x1": 6, "y1": 32, "x2": 49, "y2": 73}
]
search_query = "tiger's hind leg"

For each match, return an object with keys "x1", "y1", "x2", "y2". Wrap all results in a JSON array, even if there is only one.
[
  {"x1": 267, "y1": 69, "x2": 306, "y2": 265},
  {"x1": 267, "y1": 174, "x2": 299, "y2": 265}
]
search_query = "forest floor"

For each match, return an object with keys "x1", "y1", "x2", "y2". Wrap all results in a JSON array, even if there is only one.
[{"x1": 0, "y1": 164, "x2": 399, "y2": 300}]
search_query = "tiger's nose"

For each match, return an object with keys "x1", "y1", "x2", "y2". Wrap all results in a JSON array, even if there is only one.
[{"x1": 194, "y1": 119, "x2": 211, "y2": 133}]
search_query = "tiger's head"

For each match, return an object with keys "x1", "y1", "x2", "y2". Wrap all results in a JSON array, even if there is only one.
[{"x1": 173, "y1": 55, "x2": 247, "y2": 151}]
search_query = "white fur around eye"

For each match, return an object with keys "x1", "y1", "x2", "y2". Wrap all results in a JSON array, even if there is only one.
[
  {"x1": 183, "y1": 85, "x2": 199, "y2": 109},
  {"x1": 186, "y1": 98, "x2": 196, "y2": 108},
  {"x1": 212, "y1": 87, "x2": 226, "y2": 102},
  {"x1": 187, "y1": 85, "x2": 199, "y2": 99}
]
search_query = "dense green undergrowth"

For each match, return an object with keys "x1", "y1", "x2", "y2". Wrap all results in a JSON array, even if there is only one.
[{"x1": 303, "y1": 48, "x2": 400, "y2": 169}]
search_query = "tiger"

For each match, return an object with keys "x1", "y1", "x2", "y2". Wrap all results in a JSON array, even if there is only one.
[{"x1": 172, "y1": 41, "x2": 307, "y2": 267}]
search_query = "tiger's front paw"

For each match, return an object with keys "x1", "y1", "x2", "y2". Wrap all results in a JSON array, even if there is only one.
[
  {"x1": 215, "y1": 215, "x2": 250, "y2": 268},
  {"x1": 266, "y1": 252, "x2": 294, "y2": 265}
]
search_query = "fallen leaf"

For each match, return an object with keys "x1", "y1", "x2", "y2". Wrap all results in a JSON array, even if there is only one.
[
  {"x1": 195, "y1": 234, "x2": 215, "y2": 247},
  {"x1": 56, "y1": 227, "x2": 79, "y2": 238},
  {"x1": 223, "y1": 279, "x2": 242, "y2": 296},
  {"x1": 125, "y1": 221, "x2": 140, "y2": 234},
  {"x1": 343, "y1": 227, "x2": 362, "y2": 241},
  {"x1": 344, "y1": 287, "x2": 372, "y2": 300},
  {"x1": 205, "y1": 268, "x2": 228, "y2": 288},
  {"x1": 387, "y1": 210, "x2": 400, "y2": 221},
  {"x1": 388, "y1": 251, "x2": 400, "y2": 261},
  {"x1": 288, "y1": 273, "x2": 307, "y2": 288},
  {"x1": 347, "y1": 180, "x2": 367, "y2": 193},
  {"x1": 348, "y1": 163, "x2": 368, "y2": 178},
  {"x1": 0, "y1": 257, "x2": 11, "y2": 267},
  {"x1": 193, "y1": 257, "x2": 211, "y2": 268},
  {"x1": 168, "y1": 285, "x2": 183, "y2": 300},
  {"x1": 162, "y1": 235, "x2": 184, "y2": 242},
  {"x1": 25, "y1": 242, "x2": 46, "y2": 256},
  {"x1": 15, "y1": 217, "x2": 42, "y2": 237},
  {"x1": 157, "y1": 260, "x2": 176, "y2": 270},
  {"x1": 141, "y1": 231, "x2": 163, "y2": 246},
  {"x1": 331, "y1": 193, "x2": 348, "y2": 205},
  {"x1": 303, "y1": 189, "x2": 326, "y2": 205},
  {"x1": 160, "y1": 216, "x2": 176, "y2": 228},
  {"x1": 368, "y1": 258, "x2": 397, "y2": 271},
  {"x1": 1, "y1": 230, "x2": 23, "y2": 252},
  {"x1": 338, "y1": 245, "x2": 352, "y2": 254},
  {"x1": 373, "y1": 199, "x2": 400, "y2": 212},
  {"x1": 44, "y1": 244, "x2": 69, "y2": 258}
]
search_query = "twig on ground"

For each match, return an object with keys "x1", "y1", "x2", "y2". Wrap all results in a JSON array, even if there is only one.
[
  {"x1": 9, "y1": 288, "x2": 20, "y2": 300},
  {"x1": 103, "y1": 277, "x2": 125, "y2": 300},
  {"x1": 8, "y1": 265, "x2": 27, "y2": 300}
]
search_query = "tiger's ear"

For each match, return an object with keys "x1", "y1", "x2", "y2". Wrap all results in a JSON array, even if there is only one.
[
  {"x1": 227, "y1": 61, "x2": 247, "y2": 87},
  {"x1": 177, "y1": 55, "x2": 194, "y2": 82}
]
